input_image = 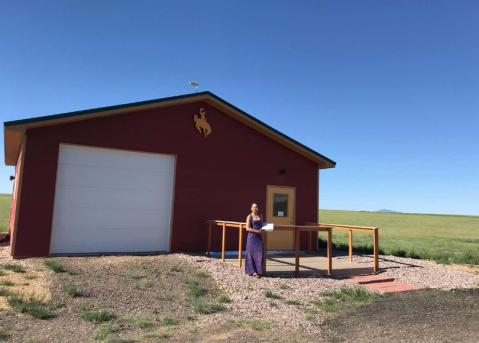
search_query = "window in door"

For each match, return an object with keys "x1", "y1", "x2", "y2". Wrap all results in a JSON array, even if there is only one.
[{"x1": 273, "y1": 194, "x2": 288, "y2": 217}]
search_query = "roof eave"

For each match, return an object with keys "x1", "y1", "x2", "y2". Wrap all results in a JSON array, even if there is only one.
[{"x1": 4, "y1": 91, "x2": 336, "y2": 168}]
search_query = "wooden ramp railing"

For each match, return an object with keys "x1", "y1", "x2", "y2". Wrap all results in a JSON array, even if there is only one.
[
  {"x1": 305, "y1": 223, "x2": 379, "y2": 273},
  {"x1": 205, "y1": 220, "x2": 333, "y2": 276}
]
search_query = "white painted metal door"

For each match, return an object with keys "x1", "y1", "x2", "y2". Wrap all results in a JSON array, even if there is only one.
[{"x1": 49, "y1": 145, "x2": 175, "y2": 254}]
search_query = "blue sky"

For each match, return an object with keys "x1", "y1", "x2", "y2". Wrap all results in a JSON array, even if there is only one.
[{"x1": 1, "y1": 1, "x2": 478, "y2": 215}]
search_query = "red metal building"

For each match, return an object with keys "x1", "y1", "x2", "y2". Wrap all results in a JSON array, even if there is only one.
[{"x1": 4, "y1": 92, "x2": 335, "y2": 258}]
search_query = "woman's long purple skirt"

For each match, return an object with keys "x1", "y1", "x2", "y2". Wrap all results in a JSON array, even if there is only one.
[{"x1": 245, "y1": 232, "x2": 264, "y2": 275}]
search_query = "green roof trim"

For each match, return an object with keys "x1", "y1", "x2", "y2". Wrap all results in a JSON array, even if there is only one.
[
  {"x1": 4, "y1": 91, "x2": 336, "y2": 165},
  {"x1": 4, "y1": 92, "x2": 209, "y2": 127}
]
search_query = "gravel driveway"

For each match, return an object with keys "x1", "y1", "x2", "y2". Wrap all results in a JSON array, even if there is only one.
[
  {"x1": 322, "y1": 289, "x2": 479, "y2": 343},
  {"x1": 1, "y1": 242, "x2": 479, "y2": 342}
]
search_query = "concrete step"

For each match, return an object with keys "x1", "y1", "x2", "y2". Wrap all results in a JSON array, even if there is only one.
[
  {"x1": 365, "y1": 281, "x2": 421, "y2": 293},
  {"x1": 340, "y1": 274, "x2": 395, "y2": 284}
]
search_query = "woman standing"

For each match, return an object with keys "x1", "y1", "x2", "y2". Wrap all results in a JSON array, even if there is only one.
[{"x1": 245, "y1": 202, "x2": 264, "y2": 278}]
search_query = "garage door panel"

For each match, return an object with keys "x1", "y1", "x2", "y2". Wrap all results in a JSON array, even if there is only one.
[
  {"x1": 55, "y1": 185, "x2": 172, "y2": 211},
  {"x1": 50, "y1": 145, "x2": 175, "y2": 254},
  {"x1": 56, "y1": 164, "x2": 173, "y2": 191},
  {"x1": 50, "y1": 228, "x2": 167, "y2": 254},
  {"x1": 52, "y1": 207, "x2": 171, "y2": 231},
  {"x1": 59, "y1": 145, "x2": 174, "y2": 173}
]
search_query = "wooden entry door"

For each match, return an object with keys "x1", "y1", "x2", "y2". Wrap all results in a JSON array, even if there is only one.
[{"x1": 266, "y1": 186, "x2": 295, "y2": 250}]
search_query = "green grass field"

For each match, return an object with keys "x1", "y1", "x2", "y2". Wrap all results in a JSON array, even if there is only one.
[
  {"x1": 0, "y1": 194, "x2": 11, "y2": 233},
  {"x1": 1, "y1": 195, "x2": 477, "y2": 265},
  {"x1": 319, "y1": 210, "x2": 479, "y2": 265}
]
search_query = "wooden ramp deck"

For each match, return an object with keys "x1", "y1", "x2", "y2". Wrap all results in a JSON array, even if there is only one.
[
  {"x1": 213, "y1": 252, "x2": 374, "y2": 277},
  {"x1": 214, "y1": 252, "x2": 421, "y2": 293}
]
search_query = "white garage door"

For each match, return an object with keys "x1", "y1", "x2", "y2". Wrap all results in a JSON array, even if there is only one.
[{"x1": 50, "y1": 144, "x2": 175, "y2": 254}]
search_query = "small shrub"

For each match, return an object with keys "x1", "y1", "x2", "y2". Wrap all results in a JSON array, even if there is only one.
[
  {"x1": 3, "y1": 264, "x2": 25, "y2": 273},
  {"x1": 407, "y1": 249, "x2": 422, "y2": 259},
  {"x1": 0, "y1": 328, "x2": 8, "y2": 340},
  {"x1": 185, "y1": 280, "x2": 206, "y2": 299},
  {"x1": 248, "y1": 319, "x2": 271, "y2": 331},
  {"x1": 1, "y1": 280, "x2": 14, "y2": 287},
  {"x1": 284, "y1": 300, "x2": 301, "y2": 306},
  {"x1": 305, "y1": 314, "x2": 314, "y2": 321},
  {"x1": 147, "y1": 268, "x2": 159, "y2": 275},
  {"x1": 0, "y1": 269, "x2": 5, "y2": 277},
  {"x1": 456, "y1": 250, "x2": 479, "y2": 265},
  {"x1": 93, "y1": 323, "x2": 113, "y2": 341},
  {"x1": 169, "y1": 265, "x2": 179, "y2": 272},
  {"x1": 218, "y1": 294, "x2": 231, "y2": 304},
  {"x1": 145, "y1": 280, "x2": 154, "y2": 288},
  {"x1": 191, "y1": 300, "x2": 225, "y2": 314},
  {"x1": 313, "y1": 287, "x2": 381, "y2": 314},
  {"x1": 279, "y1": 284, "x2": 290, "y2": 290},
  {"x1": 25, "y1": 274, "x2": 37, "y2": 280},
  {"x1": 155, "y1": 295, "x2": 174, "y2": 301},
  {"x1": 197, "y1": 270, "x2": 209, "y2": 278},
  {"x1": 52, "y1": 301, "x2": 63, "y2": 309},
  {"x1": 269, "y1": 301, "x2": 278, "y2": 308},
  {"x1": 0, "y1": 288, "x2": 11, "y2": 297},
  {"x1": 81, "y1": 308, "x2": 114, "y2": 323},
  {"x1": 303, "y1": 307, "x2": 317, "y2": 315},
  {"x1": 390, "y1": 249, "x2": 407, "y2": 258},
  {"x1": 142, "y1": 332, "x2": 169, "y2": 339},
  {"x1": 134, "y1": 314, "x2": 152, "y2": 329},
  {"x1": 130, "y1": 274, "x2": 144, "y2": 280},
  {"x1": 6, "y1": 293, "x2": 52, "y2": 319},
  {"x1": 160, "y1": 315, "x2": 178, "y2": 326},
  {"x1": 265, "y1": 290, "x2": 281, "y2": 300},
  {"x1": 66, "y1": 284, "x2": 79, "y2": 297},
  {"x1": 93, "y1": 323, "x2": 133, "y2": 343},
  {"x1": 44, "y1": 260, "x2": 66, "y2": 273}
]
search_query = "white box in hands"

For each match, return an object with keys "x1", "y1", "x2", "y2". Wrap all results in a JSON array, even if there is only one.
[{"x1": 261, "y1": 223, "x2": 274, "y2": 232}]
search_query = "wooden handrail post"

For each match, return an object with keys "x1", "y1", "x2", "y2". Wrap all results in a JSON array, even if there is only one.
[
  {"x1": 373, "y1": 228, "x2": 379, "y2": 273},
  {"x1": 238, "y1": 224, "x2": 243, "y2": 268},
  {"x1": 327, "y1": 228, "x2": 332, "y2": 275},
  {"x1": 221, "y1": 223, "x2": 226, "y2": 262},
  {"x1": 308, "y1": 231, "x2": 312, "y2": 254},
  {"x1": 349, "y1": 229, "x2": 353, "y2": 262},
  {"x1": 207, "y1": 222, "x2": 212, "y2": 257},
  {"x1": 262, "y1": 232, "x2": 267, "y2": 275},
  {"x1": 295, "y1": 228, "x2": 300, "y2": 276},
  {"x1": 292, "y1": 229, "x2": 296, "y2": 251}
]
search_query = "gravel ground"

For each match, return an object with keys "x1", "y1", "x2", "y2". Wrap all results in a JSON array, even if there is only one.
[
  {"x1": 333, "y1": 253, "x2": 479, "y2": 289},
  {"x1": 177, "y1": 254, "x2": 357, "y2": 334},
  {"x1": 2, "y1": 242, "x2": 479, "y2": 342}
]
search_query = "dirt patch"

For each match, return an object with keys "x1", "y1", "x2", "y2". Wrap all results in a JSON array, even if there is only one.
[
  {"x1": 448, "y1": 263, "x2": 479, "y2": 275},
  {"x1": 0, "y1": 245, "x2": 51, "y2": 311},
  {"x1": 0, "y1": 269, "x2": 51, "y2": 310},
  {"x1": 322, "y1": 289, "x2": 479, "y2": 343}
]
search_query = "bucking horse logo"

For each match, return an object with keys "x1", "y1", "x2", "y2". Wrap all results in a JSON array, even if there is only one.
[{"x1": 194, "y1": 108, "x2": 212, "y2": 138}]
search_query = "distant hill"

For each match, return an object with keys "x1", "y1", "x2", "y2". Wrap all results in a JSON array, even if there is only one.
[{"x1": 377, "y1": 209, "x2": 400, "y2": 213}]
